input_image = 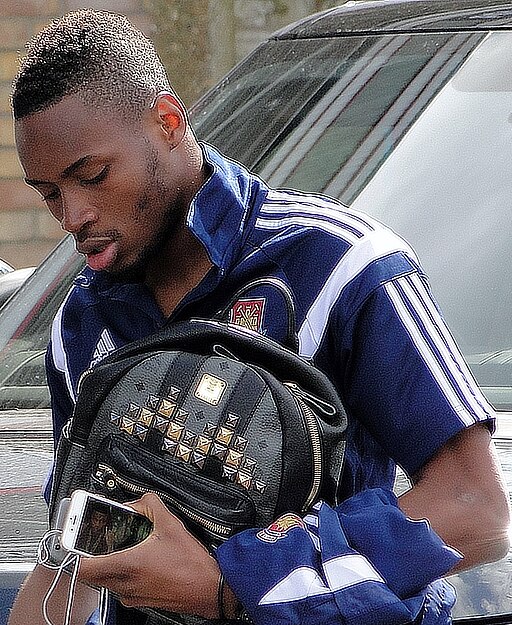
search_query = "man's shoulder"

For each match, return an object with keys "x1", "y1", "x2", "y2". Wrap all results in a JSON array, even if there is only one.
[
  {"x1": 258, "y1": 188, "x2": 410, "y2": 248},
  {"x1": 255, "y1": 188, "x2": 419, "y2": 280}
]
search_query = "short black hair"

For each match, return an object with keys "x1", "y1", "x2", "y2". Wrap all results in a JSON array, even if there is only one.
[{"x1": 12, "y1": 9, "x2": 172, "y2": 121}]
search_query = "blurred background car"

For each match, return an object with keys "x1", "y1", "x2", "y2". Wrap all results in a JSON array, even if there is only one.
[
  {"x1": 0, "y1": 268, "x2": 35, "y2": 308},
  {"x1": 1, "y1": 1, "x2": 512, "y2": 623},
  {"x1": 0, "y1": 261, "x2": 13, "y2": 276}
]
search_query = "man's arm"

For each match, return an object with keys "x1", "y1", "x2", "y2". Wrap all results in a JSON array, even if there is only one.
[
  {"x1": 399, "y1": 422, "x2": 510, "y2": 570},
  {"x1": 73, "y1": 421, "x2": 509, "y2": 620},
  {"x1": 8, "y1": 564, "x2": 99, "y2": 625}
]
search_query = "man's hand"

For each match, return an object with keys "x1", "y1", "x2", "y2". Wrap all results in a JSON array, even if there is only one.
[{"x1": 78, "y1": 492, "x2": 222, "y2": 618}]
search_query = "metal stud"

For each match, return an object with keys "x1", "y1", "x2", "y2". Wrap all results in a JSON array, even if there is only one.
[
  {"x1": 195, "y1": 435, "x2": 212, "y2": 454},
  {"x1": 232, "y1": 436, "x2": 248, "y2": 452},
  {"x1": 235, "y1": 471, "x2": 253, "y2": 490},
  {"x1": 138, "y1": 408, "x2": 155, "y2": 427},
  {"x1": 175, "y1": 408, "x2": 189, "y2": 424},
  {"x1": 216, "y1": 426, "x2": 233, "y2": 446},
  {"x1": 222, "y1": 465, "x2": 237, "y2": 481},
  {"x1": 182, "y1": 430, "x2": 196, "y2": 447},
  {"x1": 225, "y1": 413, "x2": 239, "y2": 428},
  {"x1": 191, "y1": 451, "x2": 206, "y2": 469},
  {"x1": 211, "y1": 442, "x2": 227, "y2": 460},
  {"x1": 253, "y1": 480, "x2": 267, "y2": 494},
  {"x1": 134, "y1": 423, "x2": 149, "y2": 441},
  {"x1": 203, "y1": 423, "x2": 217, "y2": 437},
  {"x1": 120, "y1": 416, "x2": 136, "y2": 435},
  {"x1": 158, "y1": 398, "x2": 176, "y2": 418},
  {"x1": 110, "y1": 411, "x2": 122, "y2": 424},
  {"x1": 162, "y1": 438, "x2": 178, "y2": 454},
  {"x1": 147, "y1": 395, "x2": 161, "y2": 410},
  {"x1": 176, "y1": 443, "x2": 192, "y2": 463},
  {"x1": 242, "y1": 457, "x2": 257, "y2": 473},
  {"x1": 166, "y1": 422, "x2": 184, "y2": 441},
  {"x1": 127, "y1": 403, "x2": 141, "y2": 418},
  {"x1": 168, "y1": 386, "x2": 181, "y2": 401},
  {"x1": 153, "y1": 415, "x2": 170, "y2": 433},
  {"x1": 225, "y1": 449, "x2": 243, "y2": 468}
]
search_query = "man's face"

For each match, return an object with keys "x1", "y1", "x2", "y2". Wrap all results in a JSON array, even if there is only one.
[
  {"x1": 90, "y1": 510, "x2": 108, "y2": 531},
  {"x1": 15, "y1": 94, "x2": 183, "y2": 275}
]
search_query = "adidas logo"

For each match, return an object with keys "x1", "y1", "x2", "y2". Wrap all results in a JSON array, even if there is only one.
[{"x1": 90, "y1": 328, "x2": 116, "y2": 366}]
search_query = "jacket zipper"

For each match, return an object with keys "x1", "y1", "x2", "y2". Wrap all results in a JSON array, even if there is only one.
[
  {"x1": 284, "y1": 382, "x2": 335, "y2": 511},
  {"x1": 76, "y1": 367, "x2": 94, "y2": 394},
  {"x1": 93, "y1": 463, "x2": 233, "y2": 540}
]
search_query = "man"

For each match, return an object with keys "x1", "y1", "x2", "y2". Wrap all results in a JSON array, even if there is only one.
[
  {"x1": 78, "y1": 510, "x2": 113, "y2": 557},
  {"x1": 8, "y1": 9, "x2": 510, "y2": 625}
]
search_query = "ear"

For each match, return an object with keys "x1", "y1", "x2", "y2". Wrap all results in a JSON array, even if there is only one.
[{"x1": 152, "y1": 92, "x2": 187, "y2": 149}]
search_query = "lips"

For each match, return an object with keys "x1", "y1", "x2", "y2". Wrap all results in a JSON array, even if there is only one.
[{"x1": 76, "y1": 237, "x2": 118, "y2": 272}]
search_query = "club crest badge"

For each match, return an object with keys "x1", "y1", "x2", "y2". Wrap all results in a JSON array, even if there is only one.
[
  {"x1": 229, "y1": 298, "x2": 266, "y2": 333},
  {"x1": 256, "y1": 513, "x2": 305, "y2": 543}
]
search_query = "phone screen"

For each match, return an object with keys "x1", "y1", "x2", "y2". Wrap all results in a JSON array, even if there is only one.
[{"x1": 74, "y1": 497, "x2": 152, "y2": 555}]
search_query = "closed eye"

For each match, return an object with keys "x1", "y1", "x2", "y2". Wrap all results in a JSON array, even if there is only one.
[
  {"x1": 80, "y1": 165, "x2": 110, "y2": 186},
  {"x1": 42, "y1": 188, "x2": 61, "y2": 202}
]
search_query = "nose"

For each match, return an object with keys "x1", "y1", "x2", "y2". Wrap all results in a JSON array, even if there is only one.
[{"x1": 60, "y1": 190, "x2": 97, "y2": 234}]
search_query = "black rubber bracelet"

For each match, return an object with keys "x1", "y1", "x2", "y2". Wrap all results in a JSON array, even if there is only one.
[{"x1": 217, "y1": 572, "x2": 227, "y2": 621}]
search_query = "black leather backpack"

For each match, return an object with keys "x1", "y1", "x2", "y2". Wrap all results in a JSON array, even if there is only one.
[{"x1": 49, "y1": 279, "x2": 347, "y2": 624}]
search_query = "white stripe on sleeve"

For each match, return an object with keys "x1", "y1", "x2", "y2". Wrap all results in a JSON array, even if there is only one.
[{"x1": 50, "y1": 292, "x2": 76, "y2": 403}]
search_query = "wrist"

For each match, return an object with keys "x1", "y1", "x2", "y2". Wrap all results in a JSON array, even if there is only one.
[{"x1": 218, "y1": 573, "x2": 249, "y2": 621}]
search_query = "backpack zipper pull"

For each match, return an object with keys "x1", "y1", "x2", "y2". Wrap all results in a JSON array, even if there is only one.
[{"x1": 284, "y1": 382, "x2": 337, "y2": 416}]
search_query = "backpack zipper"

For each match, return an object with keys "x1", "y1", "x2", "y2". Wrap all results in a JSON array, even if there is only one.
[
  {"x1": 93, "y1": 463, "x2": 233, "y2": 540},
  {"x1": 76, "y1": 367, "x2": 94, "y2": 394},
  {"x1": 284, "y1": 382, "x2": 335, "y2": 511}
]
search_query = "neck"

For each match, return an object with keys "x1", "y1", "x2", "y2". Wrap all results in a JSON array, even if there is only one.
[
  {"x1": 144, "y1": 218, "x2": 213, "y2": 318},
  {"x1": 145, "y1": 134, "x2": 212, "y2": 316}
]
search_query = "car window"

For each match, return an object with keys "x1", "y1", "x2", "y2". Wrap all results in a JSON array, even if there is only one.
[
  {"x1": 349, "y1": 33, "x2": 512, "y2": 411},
  {"x1": 194, "y1": 30, "x2": 511, "y2": 412},
  {"x1": 0, "y1": 236, "x2": 84, "y2": 409}
]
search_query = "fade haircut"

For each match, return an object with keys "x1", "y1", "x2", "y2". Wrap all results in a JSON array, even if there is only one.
[{"x1": 12, "y1": 9, "x2": 172, "y2": 121}]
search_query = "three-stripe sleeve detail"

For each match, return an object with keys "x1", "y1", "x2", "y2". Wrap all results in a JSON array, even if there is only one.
[{"x1": 384, "y1": 274, "x2": 493, "y2": 425}]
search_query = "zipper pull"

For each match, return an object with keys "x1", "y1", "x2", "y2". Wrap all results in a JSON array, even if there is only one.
[
  {"x1": 77, "y1": 367, "x2": 94, "y2": 394},
  {"x1": 61, "y1": 418, "x2": 73, "y2": 440},
  {"x1": 94, "y1": 465, "x2": 117, "y2": 490},
  {"x1": 212, "y1": 344, "x2": 238, "y2": 360},
  {"x1": 284, "y1": 382, "x2": 337, "y2": 416}
]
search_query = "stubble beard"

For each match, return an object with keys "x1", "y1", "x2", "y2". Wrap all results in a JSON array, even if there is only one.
[{"x1": 110, "y1": 148, "x2": 183, "y2": 281}]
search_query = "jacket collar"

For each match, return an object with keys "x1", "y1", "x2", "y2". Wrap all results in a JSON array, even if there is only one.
[{"x1": 187, "y1": 143, "x2": 264, "y2": 274}]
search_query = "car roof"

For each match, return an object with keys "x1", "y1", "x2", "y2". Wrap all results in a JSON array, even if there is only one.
[{"x1": 273, "y1": 0, "x2": 512, "y2": 38}]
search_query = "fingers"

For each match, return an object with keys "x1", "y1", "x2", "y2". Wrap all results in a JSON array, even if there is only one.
[
  {"x1": 75, "y1": 492, "x2": 221, "y2": 617},
  {"x1": 128, "y1": 492, "x2": 185, "y2": 530}
]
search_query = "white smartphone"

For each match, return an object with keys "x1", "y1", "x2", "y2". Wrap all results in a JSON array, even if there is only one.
[{"x1": 61, "y1": 489, "x2": 153, "y2": 557}]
